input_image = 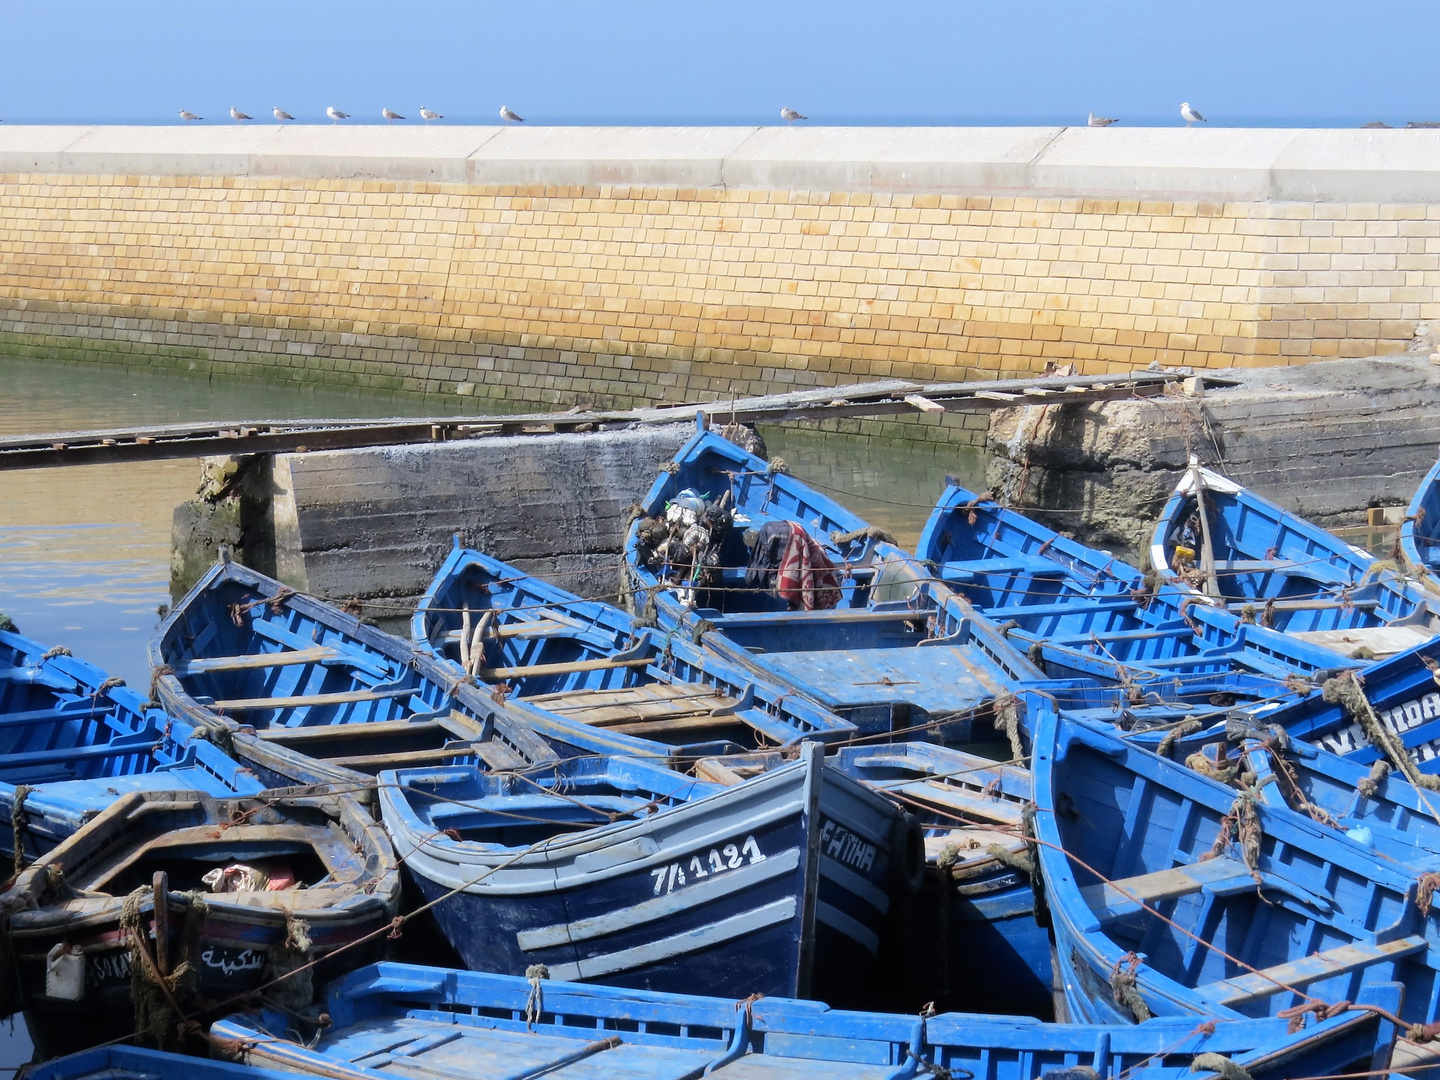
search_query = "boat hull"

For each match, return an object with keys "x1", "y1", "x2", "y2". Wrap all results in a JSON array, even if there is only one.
[{"x1": 385, "y1": 744, "x2": 914, "y2": 1006}]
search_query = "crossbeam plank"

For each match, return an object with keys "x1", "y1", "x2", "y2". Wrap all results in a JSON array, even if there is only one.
[
  {"x1": 210, "y1": 686, "x2": 417, "y2": 711},
  {"x1": 1198, "y1": 935, "x2": 1428, "y2": 1007},
  {"x1": 180, "y1": 645, "x2": 341, "y2": 674},
  {"x1": 478, "y1": 657, "x2": 652, "y2": 681}
]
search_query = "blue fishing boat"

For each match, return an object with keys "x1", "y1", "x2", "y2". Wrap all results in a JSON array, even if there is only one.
[
  {"x1": 1029, "y1": 690, "x2": 1440, "y2": 1026},
  {"x1": 916, "y1": 478, "x2": 1356, "y2": 707},
  {"x1": 27, "y1": 1048, "x2": 285, "y2": 1080},
  {"x1": 378, "y1": 741, "x2": 924, "y2": 1006},
  {"x1": 411, "y1": 542, "x2": 858, "y2": 759},
  {"x1": 623, "y1": 425, "x2": 1058, "y2": 738},
  {"x1": 150, "y1": 554, "x2": 555, "y2": 797},
  {"x1": 1171, "y1": 719, "x2": 1440, "y2": 867},
  {"x1": 0, "y1": 629, "x2": 262, "y2": 862},
  {"x1": 1242, "y1": 635, "x2": 1440, "y2": 774},
  {"x1": 5, "y1": 786, "x2": 400, "y2": 1056},
  {"x1": 1151, "y1": 456, "x2": 1437, "y2": 655},
  {"x1": 1404, "y1": 455, "x2": 1440, "y2": 587},
  {"x1": 208, "y1": 961, "x2": 1402, "y2": 1080},
  {"x1": 830, "y1": 742, "x2": 1052, "y2": 1017}
]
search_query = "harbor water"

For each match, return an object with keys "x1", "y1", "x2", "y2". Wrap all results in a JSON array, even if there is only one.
[{"x1": 0, "y1": 356, "x2": 985, "y2": 687}]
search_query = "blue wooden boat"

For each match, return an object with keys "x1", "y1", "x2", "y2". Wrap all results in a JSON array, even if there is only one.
[
  {"x1": 208, "y1": 960, "x2": 1402, "y2": 1080},
  {"x1": 1152, "y1": 456, "x2": 1437, "y2": 655},
  {"x1": 916, "y1": 478, "x2": 1356, "y2": 704},
  {"x1": 830, "y1": 742, "x2": 1052, "y2": 1017},
  {"x1": 378, "y1": 741, "x2": 924, "y2": 1006},
  {"x1": 0, "y1": 629, "x2": 262, "y2": 862},
  {"x1": 411, "y1": 542, "x2": 858, "y2": 759},
  {"x1": 150, "y1": 554, "x2": 555, "y2": 797},
  {"x1": 1029, "y1": 690, "x2": 1440, "y2": 1026},
  {"x1": 4, "y1": 786, "x2": 400, "y2": 1055},
  {"x1": 622, "y1": 425, "x2": 1055, "y2": 739},
  {"x1": 1403, "y1": 455, "x2": 1440, "y2": 587},
  {"x1": 26, "y1": 1048, "x2": 288, "y2": 1080},
  {"x1": 1242, "y1": 634, "x2": 1440, "y2": 773},
  {"x1": 1170, "y1": 719, "x2": 1440, "y2": 867}
]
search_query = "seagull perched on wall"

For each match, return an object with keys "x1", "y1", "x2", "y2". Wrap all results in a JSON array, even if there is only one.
[
  {"x1": 1181, "y1": 102, "x2": 1207, "y2": 127},
  {"x1": 273, "y1": 107, "x2": 294, "y2": 123},
  {"x1": 229, "y1": 107, "x2": 252, "y2": 123},
  {"x1": 382, "y1": 107, "x2": 405, "y2": 123},
  {"x1": 178, "y1": 109, "x2": 202, "y2": 123},
  {"x1": 420, "y1": 105, "x2": 443, "y2": 123},
  {"x1": 499, "y1": 105, "x2": 525, "y2": 123},
  {"x1": 780, "y1": 106, "x2": 807, "y2": 124},
  {"x1": 1088, "y1": 111, "x2": 1118, "y2": 127},
  {"x1": 327, "y1": 106, "x2": 350, "y2": 123}
]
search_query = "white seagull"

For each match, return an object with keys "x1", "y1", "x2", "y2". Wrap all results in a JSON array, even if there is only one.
[
  {"x1": 178, "y1": 109, "x2": 202, "y2": 123},
  {"x1": 419, "y1": 105, "x2": 442, "y2": 123},
  {"x1": 780, "y1": 106, "x2": 807, "y2": 124},
  {"x1": 229, "y1": 106, "x2": 252, "y2": 123},
  {"x1": 1088, "y1": 111, "x2": 1118, "y2": 127},
  {"x1": 499, "y1": 105, "x2": 525, "y2": 123},
  {"x1": 382, "y1": 107, "x2": 405, "y2": 123},
  {"x1": 1181, "y1": 102, "x2": 1207, "y2": 127},
  {"x1": 327, "y1": 106, "x2": 350, "y2": 124},
  {"x1": 273, "y1": 107, "x2": 294, "y2": 123}
]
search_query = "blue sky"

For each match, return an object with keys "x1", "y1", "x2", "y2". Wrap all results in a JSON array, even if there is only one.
[{"x1": 2, "y1": 0, "x2": 1435, "y2": 127}]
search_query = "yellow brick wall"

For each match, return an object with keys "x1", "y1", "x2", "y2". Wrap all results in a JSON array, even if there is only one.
[{"x1": 1, "y1": 175, "x2": 1437, "y2": 407}]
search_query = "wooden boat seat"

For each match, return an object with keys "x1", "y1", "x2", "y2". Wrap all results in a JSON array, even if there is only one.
[
  {"x1": 0, "y1": 740, "x2": 160, "y2": 770},
  {"x1": 981, "y1": 598, "x2": 1137, "y2": 622},
  {"x1": 478, "y1": 656, "x2": 652, "y2": 681},
  {"x1": 1080, "y1": 857, "x2": 1256, "y2": 921},
  {"x1": 938, "y1": 556, "x2": 1070, "y2": 582},
  {"x1": 248, "y1": 618, "x2": 394, "y2": 679},
  {"x1": 323, "y1": 746, "x2": 481, "y2": 770},
  {"x1": 0, "y1": 704, "x2": 113, "y2": 728},
  {"x1": 1196, "y1": 935, "x2": 1428, "y2": 1006},
  {"x1": 524, "y1": 682, "x2": 744, "y2": 735},
  {"x1": 1291, "y1": 625, "x2": 1434, "y2": 659},
  {"x1": 209, "y1": 686, "x2": 418, "y2": 711},
  {"x1": 443, "y1": 616, "x2": 587, "y2": 642},
  {"x1": 1219, "y1": 559, "x2": 1352, "y2": 588},
  {"x1": 255, "y1": 718, "x2": 450, "y2": 743},
  {"x1": 176, "y1": 645, "x2": 342, "y2": 675}
]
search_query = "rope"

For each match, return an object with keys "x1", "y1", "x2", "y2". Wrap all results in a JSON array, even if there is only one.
[
  {"x1": 524, "y1": 964, "x2": 549, "y2": 1031},
  {"x1": 992, "y1": 694, "x2": 1024, "y2": 762},
  {"x1": 1110, "y1": 952, "x2": 1153, "y2": 1022},
  {"x1": 1189, "y1": 1053, "x2": 1253, "y2": 1080},
  {"x1": 9, "y1": 787, "x2": 31, "y2": 879},
  {"x1": 1358, "y1": 760, "x2": 1392, "y2": 799},
  {"x1": 1322, "y1": 672, "x2": 1440, "y2": 807},
  {"x1": 39, "y1": 646, "x2": 70, "y2": 660},
  {"x1": 120, "y1": 885, "x2": 208, "y2": 1049},
  {"x1": 1418, "y1": 873, "x2": 1440, "y2": 919},
  {"x1": 829, "y1": 524, "x2": 897, "y2": 546},
  {"x1": 1205, "y1": 787, "x2": 1263, "y2": 883},
  {"x1": 1156, "y1": 720, "x2": 1202, "y2": 760}
]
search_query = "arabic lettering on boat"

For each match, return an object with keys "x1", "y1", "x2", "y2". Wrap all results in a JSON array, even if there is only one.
[{"x1": 200, "y1": 947, "x2": 266, "y2": 977}]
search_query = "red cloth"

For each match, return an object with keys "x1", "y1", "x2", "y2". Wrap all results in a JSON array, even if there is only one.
[{"x1": 775, "y1": 522, "x2": 842, "y2": 611}]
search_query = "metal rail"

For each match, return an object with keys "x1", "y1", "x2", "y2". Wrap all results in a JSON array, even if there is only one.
[{"x1": 0, "y1": 370, "x2": 1223, "y2": 471}]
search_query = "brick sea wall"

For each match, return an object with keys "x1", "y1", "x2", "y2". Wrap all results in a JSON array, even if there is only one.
[{"x1": 2, "y1": 126, "x2": 1439, "y2": 442}]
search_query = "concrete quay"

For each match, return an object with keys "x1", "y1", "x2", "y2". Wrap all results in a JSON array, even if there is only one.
[
  {"x1": 2, "y1": 126, "x2": 1440, "y2": 443},
  {"x1": 985, "y1": 354, "x2": 1440, "y2": 556}
]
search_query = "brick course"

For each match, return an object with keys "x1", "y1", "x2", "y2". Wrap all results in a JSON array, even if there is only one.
[{"x1": 1, "y1": 174, "x2": 1437, "y2": 431}]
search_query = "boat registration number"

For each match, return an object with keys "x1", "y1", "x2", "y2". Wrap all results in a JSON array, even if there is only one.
[{"x1": 651, "y1": 836, "x2": 765, "y2": 895}]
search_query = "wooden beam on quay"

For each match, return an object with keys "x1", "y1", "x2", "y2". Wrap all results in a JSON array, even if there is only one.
[{"x1": 0, "y1": 369, "x2": 1229, "y2": 471}]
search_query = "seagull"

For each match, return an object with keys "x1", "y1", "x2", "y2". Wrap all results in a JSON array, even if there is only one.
[
  {"x1": 499, "y1": 105, "x2": 525, "y2": 123},
  {"x1": 780, "y1": 107, "x2": 807, "y2": 124},
  {"x1": 419, "y1": 105, "x2": 442, "y2": 123},
  {"x1": 1181, "y1": 102, "x2": 1207, "y2": 127},
  {"x1": 273, "y1": 107, "x2": 294, "y2": 123},
  {"x1": 178, "y1": 109, "x2": 202, "y2": 124},
  {"x1": 229, "y1": 107, "x2": 252, "y2": 123},
  {"x1": 1088, "y1": 111, "x2": 1118, "y2": 127},
  {"x1": 382, "y1": 107, "x2": 405, "y2": 124},
  {"x1": 327, "y1": 106, "x2": 350, "y2": 124}
]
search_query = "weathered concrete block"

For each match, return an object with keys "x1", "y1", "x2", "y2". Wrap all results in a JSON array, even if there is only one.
[
  {"x1": 262, "y1": 424, "x2": 693, "y2": 611},
  {"x1": 986, "y1": 355, "x2": 1440, "y2": 557}
]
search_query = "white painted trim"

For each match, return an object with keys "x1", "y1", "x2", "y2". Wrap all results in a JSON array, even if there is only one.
[
  {"x1": 516, "y1": 849, "x2": 800, "y2": 951},
  {"x1": 543, "y1": 898, "x2": 798, "y2": 982},
  {"x1": 815, "y1": 900, "x2": 881, "y2": 954}
]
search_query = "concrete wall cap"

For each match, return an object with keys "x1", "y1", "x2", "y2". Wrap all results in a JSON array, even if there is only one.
[{"x1": 4, "y1": 125, "x2": 1440, "y2": 201}]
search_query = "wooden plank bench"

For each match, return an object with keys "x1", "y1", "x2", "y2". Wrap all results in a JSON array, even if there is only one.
[
  {"x1": 478, "y1": 656, "x2": 652, "y2": 681},
  {"x1": 1079, "y1": 857, "x2": 1255, "y2": 922},
  {"x1": 177, "y1": 645, "x2": 341, "y2": 675},
  {"x1": 210, "y1": 686, "x2": 418, "y2": 711},
  {"x1": 527, "y1": 683, "x2": 741, "y2": 728},
  {"x1": 1196, "y1": 935, "x2": 1428, "y2": 1007}
]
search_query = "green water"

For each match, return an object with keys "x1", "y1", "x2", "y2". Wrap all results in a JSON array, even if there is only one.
[{"x1": 0, "y1": 357, "x2": 985, "y2": 689}]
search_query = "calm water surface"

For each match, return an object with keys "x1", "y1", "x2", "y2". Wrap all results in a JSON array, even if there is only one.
[{"x1": 0, "y1": 358, "x2": 984, "y2": 688}]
